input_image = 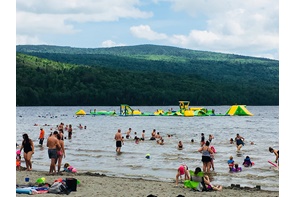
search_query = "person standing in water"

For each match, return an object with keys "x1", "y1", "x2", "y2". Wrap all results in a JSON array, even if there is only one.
[
  {"x1": 235, "y1": 133, "x2": 245, "y2": 152},
  {"x1": 68, "y1": 124, "x2": 73, "y2": 139},
  {"x1": 198, "y1": 141, "x2": 214, "y2": 173},
  {"x1": 38, "y1": 128, "x2": 45, "y2": 146},
  {"x1": 269, "y1": 147, "x2": 279, "y2": 166},
  {"x1": 47, "y1": 131, "x2": 61, "y2": 174},
  {"x1": 114, "y1": 129, "x2": 123, "y2": 153},
  {"x1": 56, "y1": 133, "x2": 65, "y2": 174},
  {"x1": 200, "y1": 133, "x2": 205, "y2": 147},
  {"x1": 19, "y1": 133, "x2": 34, "y2": 171}
]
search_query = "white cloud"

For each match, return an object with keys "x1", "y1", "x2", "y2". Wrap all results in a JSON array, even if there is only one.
[
  {"x1": 16, "y1": 11, "x2": 78, "y2": 35},
  {"x1": 101, "y1": 40, "x2": 126, "y2": 47},
  {"x1": 15, "y1": 0, "x2": 279, "y2": 59},
  {"x1": 16, "y1": 0, "x2": 153, "y2": 44},
  {"x1": 16, "y1": 35, "x2": 46, "y2": 45},
  {"x1": 130, "y1": 25, "x2": 168, "y2": 40},
  {"x1": 168, "y1": 0, "x2": 278, "y2": 58}
]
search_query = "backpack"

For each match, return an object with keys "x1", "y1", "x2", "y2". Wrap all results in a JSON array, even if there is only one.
[{"x1": 48, "y1": 181, "x2": 70, "y2": 194}]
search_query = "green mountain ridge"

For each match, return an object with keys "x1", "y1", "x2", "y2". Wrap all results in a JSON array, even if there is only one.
[{"x1": 16, "y1": 44, "x2": 279, "y2": 106}]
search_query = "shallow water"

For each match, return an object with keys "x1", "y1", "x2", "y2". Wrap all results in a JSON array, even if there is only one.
[{"x1": 16, "y1": 106, "x2": 279, "y2": 191}]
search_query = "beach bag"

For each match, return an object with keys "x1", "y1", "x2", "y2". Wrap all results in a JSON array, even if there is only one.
[
  {"x1": 66, "y1": 178, "x2": 77, "y2": 191},
  {"x1": 48, "y1": 182, "x2": 70, "y2": 194}
]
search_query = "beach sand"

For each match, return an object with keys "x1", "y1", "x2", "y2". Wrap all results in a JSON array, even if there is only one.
[{"x1": 15, "y1": 170, "x2": 279, "y2": 197}]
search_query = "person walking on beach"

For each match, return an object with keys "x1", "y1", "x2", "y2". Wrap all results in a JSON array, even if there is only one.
[
  {"x1": 114, "y1": 129, "x2": 123, "y2": 153},
  {"x1": 198, "y1": 141, "x2": 214, "y2": 173},
  {"x1": 19, "y1": 133, "x2": 34, "y2": 171},
  {"x1": 47, "y1": 131, "x2": 61, "y2": 174},
  {"x1": 235, "y1": 133, "x2": 245, "y2": 152},
  {"x1": 56, "y1": 133, "x2": 65, "y2": 174},
  {"x1": 39, "y1": 128, "x2": 45, "y2": 146}
]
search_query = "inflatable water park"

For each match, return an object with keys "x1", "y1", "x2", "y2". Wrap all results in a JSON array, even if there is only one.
[{"x1": 75, "y1": 101, "x2": 253, "y2": 117}]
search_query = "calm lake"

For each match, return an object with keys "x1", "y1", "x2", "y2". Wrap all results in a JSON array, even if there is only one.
[{"x1": 16, "y1": 105, "x2": 279, "y2": 191}]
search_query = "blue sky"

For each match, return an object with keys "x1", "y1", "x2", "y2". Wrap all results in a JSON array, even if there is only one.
[{"x1": 15, "y1": 0, "x2": 279, "y2": 60}]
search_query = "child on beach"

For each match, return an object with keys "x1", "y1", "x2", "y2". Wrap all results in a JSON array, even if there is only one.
[
  {"x1": 63, "y1": 163, "x2": 77, "y2": 173},
  {"x1": 243, "y1": 156, "x2": 253, "y2": 167},
  {"x1": 16, "y1": 150, "x2": 21, "y2": 171},
  {"x1": 175, "y1": 164, "x2": 190, "y2": 186},
  {"x1": 228, "y1": 156, "x2": 234, "y2": 170}
]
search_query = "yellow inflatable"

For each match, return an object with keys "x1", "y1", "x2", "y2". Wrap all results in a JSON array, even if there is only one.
[{"x1": 75, "y1": 109, "x2": 86, "y2": 115}]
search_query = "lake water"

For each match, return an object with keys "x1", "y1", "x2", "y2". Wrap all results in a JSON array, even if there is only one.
[{"x1": 16, "y1": 105, "x2": 279, "y2": 191}]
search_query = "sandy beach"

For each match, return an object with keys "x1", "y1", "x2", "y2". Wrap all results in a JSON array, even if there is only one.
[{"x1": 15, "y1": 170, "x2": 279, "y2": 197}]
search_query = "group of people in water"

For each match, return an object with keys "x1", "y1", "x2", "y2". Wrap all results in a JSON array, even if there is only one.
[
  {"x1": 114, "y1": 128, "x2": 168, "y2": 153},
  {"x1": 16, "y1": 122, "x2": 80, "y2": 174},
  {"x1": 172, "y1": 132, "x2": 279, "y2": 191}
]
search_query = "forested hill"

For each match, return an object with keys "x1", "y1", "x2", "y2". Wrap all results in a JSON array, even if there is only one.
[{"x1": 16, "y1": 44, "x2": 279, "y2": 106}]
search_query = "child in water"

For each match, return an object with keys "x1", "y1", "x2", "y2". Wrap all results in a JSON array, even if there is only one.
[
  {"x1": 243, "y1": 156, "x2": 253, "y2": 167},
  {"x1": 231, "y1": 163, "x2": 242, "y2": 172},
  {"x1": 227, "y1": 156, "x2": 234, "y2": 170}
]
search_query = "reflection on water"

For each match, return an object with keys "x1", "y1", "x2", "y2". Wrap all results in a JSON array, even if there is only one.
[{"x1": 16, "y1": 106, "x2": 279, "y2": 191}]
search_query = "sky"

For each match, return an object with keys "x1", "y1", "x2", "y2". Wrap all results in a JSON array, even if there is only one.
[{"x1": 15, "y1": 0, "x2": 279, "y2": 60}]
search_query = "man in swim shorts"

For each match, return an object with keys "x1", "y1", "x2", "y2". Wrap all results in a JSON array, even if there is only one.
[
  {"x1": 47, "y1": 131, "x2": 61, "y2": 174},
  {"x1": 114, "y1": 129, "x2": 123, "y2": 153}
]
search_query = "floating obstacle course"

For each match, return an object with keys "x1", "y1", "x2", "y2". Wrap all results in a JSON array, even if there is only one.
[{"x1": 75, "y1": 101, "x2": 253, "y2": 117}]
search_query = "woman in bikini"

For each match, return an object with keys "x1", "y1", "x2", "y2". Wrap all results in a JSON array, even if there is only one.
[{"x1": 56, "y1": 133, "x2": 65, "y2": 174}]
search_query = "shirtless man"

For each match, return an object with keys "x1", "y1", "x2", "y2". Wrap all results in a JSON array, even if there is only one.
[
  {"x1": 141, "y1": 130, "x2": 145, "y2": 141},
  {"x1": 114, "y1": 129, "x2": 123, "y2": 153},
  {"x1": 126, "y1": 128, "x2": 132, "y2": 139},
  {"x1": 47, "y1": 131, "x2": 61, "y2": 174}
]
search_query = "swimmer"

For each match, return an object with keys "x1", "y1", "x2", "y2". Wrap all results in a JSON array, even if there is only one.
[{"x1": 178, "y1": 141, "x2": 183, "y2": 149}]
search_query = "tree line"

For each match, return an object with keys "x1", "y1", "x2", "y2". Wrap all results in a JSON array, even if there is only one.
[{"x1": 16, "y1": 45, "x2": 279, "y2": 106}]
